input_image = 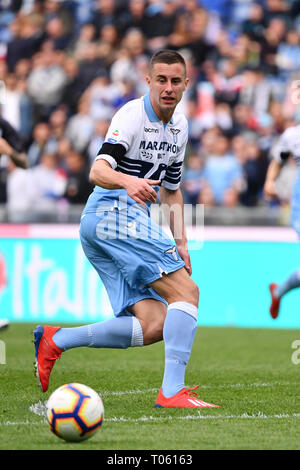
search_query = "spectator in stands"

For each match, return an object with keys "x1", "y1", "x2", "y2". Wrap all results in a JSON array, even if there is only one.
[
  {"x1": 198, "y1": 133, "x2": 244, "y2": 207},
  {"x1": 92, "y1": 0, "x2": 124, "y2": 33},
  {"x1": 43, "y1": 0, "x2": 75, "y2": 37},
  {"x1": 63, "y1": 149, "x2": 93, "y2": 205},
  {"x1": 1, "y1": 0, "x2": 300, "y2": 219},
  {"x1": 276, "y1": 29, "x2": 300, "y2": 78},
  {"x1": 237, "y1": 139, "x2": 269, "y2": 206},
  {"x1": 75, "y1": 41, "x2": 108, "y2": 95},
  {"x1": 183, "y1": 7, "x2": 216, "y2": 67},
  {"x1": 68, "y1": 22, "x2": 97, "y2": 61},
  {"x1": 1, "y1": 72, "x2": 23, "y2": 131},
  {"x1": 49, "y1": 106, "x2": 68, "y2": 141},
  {"x1": 27, "y1": 121, "x2": 56, "y2": 167},
  {"x1": 27, "y1": 42, "x2": 68, "y2": 121},
  {"x1": 242, "y1": 2, "x2": 266, "y2": 42},
  {"x1": 87, "y1": 119, "x2": 110, "y2": 165},
  {"x1": 120, "y1": 0, "x2": 152, "y2": 36},
  {"x1": 65, "y1": 97, "x2": 94, "y2": 154},
  {"x1": 211, "y1": 58, "x2": 243, "y2": 108},
  {"x1": 44, "y1": 16, "x2": 72, "y2": 51},
  {"x1": 259, "y1": 17, "x2": 286, "y2": 75},
  {"x1": 6, "y1": 159, "x2": 33, "y2": 222},
  {"x1": 29, "y1": 152, "x2": 67, "y2": 220},
  {"x1": 145, "y1": 0, "x2": 180, "y2": 52},
  {"x1": 85, "y1": 75, "x2": 121, "y2": 121},
  {"x1": 181, "y1": 153, "x2": 204, "y2": 205},
  {"x1": 5, "y1": 12, "x2": 44, "y2": 72}
]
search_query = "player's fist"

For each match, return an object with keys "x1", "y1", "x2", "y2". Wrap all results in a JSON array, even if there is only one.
[
  {"x1": 125, "y1": 177, "x2": 161, "y2": 206},
  {"x1": 145, "y1": 179, "x2": 161, "y2": 186},
  {"x1": 0, "y1": 138, "x2": 13, "y2": 156}
]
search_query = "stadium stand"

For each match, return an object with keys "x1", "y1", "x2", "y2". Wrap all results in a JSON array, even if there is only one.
[{"x1": 0, "y1": 0, "x2": 299, "y2": 224}]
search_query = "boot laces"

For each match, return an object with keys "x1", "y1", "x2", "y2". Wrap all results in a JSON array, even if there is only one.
[{"x1": 185, "y1": 386, "x2": 199, "y2": 398}]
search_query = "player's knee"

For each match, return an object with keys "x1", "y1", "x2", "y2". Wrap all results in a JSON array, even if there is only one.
[
  {"x1": 173, "y1": 278, "x2": 199, "y2": 307},
  {"x1": 189, "y1": 280, "x2": 199, "y2": 306},
  {"x1": 143, "y1": 317, "x2": 164, "y2": 346}
]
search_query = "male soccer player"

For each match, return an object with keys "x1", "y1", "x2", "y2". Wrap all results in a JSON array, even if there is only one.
[
  {"x1": 0, "y1": 117, "x2": 28, "y2": 331},
  {"x1": 34, "y1": 50, "x2": 218, "y2": 408},
  {"x1": 264, "y1": 123, "x2": 300, "y2": 319}
]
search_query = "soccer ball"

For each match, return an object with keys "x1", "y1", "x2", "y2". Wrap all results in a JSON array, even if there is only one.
[{"x1": 46, "y1": 383, "x2": 104, "y2": 442}]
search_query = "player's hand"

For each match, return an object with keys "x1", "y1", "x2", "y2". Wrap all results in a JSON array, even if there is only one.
[
  {"x1": 263, "y1": 180, "x2": 277, "y2": 200},
  {"x1": 0, "y1": 138, "x2": 13, "y2": 156},
  {"x1": 177, "y1": 244, "x2": 192, "y2": 276},
  {"x1": 124, "y1": 177, "x2": 161, "y2": 206}
]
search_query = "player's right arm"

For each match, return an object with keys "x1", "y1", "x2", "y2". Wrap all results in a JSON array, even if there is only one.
[
  {"x1": 0, "y1": 137, "x2": 28, "y2": 169},
  {"x1": 90, "y1": 100, "x2": 160, "y2": 205},
  {"x1": 89, "y1": 159, "x2": 160, "y2": 206}
]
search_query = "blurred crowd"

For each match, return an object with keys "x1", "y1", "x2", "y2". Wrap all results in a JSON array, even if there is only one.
[{"x1": 0, "y1": 0, "x2": 300, "y2": 221}]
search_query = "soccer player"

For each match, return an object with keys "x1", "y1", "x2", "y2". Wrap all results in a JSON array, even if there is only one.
[
  {"x1": 264, "y1": 123, "x2": 300, "y2": 319},
  {"x1": 0, "y1": 117, "x2": 28, "y2": 170},
  {"x1": 0, "y1": 117, "x2": 28, "y2": 332},
  {"x1": 34, "y1": 50, "x2": 218, "y2": 408}
]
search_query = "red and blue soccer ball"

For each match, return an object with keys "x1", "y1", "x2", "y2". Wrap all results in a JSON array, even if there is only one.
[{"x1": 46, "y1": 383, "x2": 104, "y2": 442}]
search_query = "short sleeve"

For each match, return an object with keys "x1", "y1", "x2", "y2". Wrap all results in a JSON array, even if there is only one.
[{"x1": 271, "y1": 130, "x2": 292, "y2": 164}]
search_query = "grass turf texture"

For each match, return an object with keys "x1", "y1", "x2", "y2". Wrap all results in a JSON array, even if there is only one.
[{"x1": 0, "y1": 323, "x2": 299, "y2": 450}]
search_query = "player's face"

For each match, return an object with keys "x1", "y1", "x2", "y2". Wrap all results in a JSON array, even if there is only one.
[{"x1": 146, "y1": 62, "x2": 188, "y2": 122}]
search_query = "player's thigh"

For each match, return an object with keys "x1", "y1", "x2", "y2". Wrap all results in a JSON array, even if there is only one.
[
  {"x1": 148, "y1": 267, "x2": 199, "y2": 307},
  {"x1": 80, "y1": 214, "x2": 168, "y2": 317}
]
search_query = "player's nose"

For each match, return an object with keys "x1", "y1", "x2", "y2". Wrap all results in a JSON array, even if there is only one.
[{"x1": 164, "y1": 80, "x2": 173, "y2": 93}]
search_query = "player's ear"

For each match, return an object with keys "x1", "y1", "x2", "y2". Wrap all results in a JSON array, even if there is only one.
[
  {"x1": 145, "y1": 75, "x2": 151, "y2": 86},
  {"x1": 184, "y1": 77, "x2": 189, "y2": 90}
]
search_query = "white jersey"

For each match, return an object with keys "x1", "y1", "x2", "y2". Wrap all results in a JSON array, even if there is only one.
[
  {"x1": 272, "y1": 124, "x2": 300, "y2": 167},
  {"x1": 95, "y1": 93, "x2": 188, "y2": 190}
]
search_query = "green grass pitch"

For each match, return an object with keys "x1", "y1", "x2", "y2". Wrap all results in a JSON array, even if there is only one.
[{"x1": 0, "y1": 323, "x2": 299, "y2": 450}]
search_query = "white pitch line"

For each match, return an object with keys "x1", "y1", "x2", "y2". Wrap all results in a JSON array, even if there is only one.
[
  {"x1": 105, "y1": 412, "x2": 300, "y2": 422},
  {"x1": 99, "y1": 382, "x2": 299, "y2": 397},
  {"x1": 3, "y1": 412, "x2": 300, "y2": 427},
  {"x1": 25, "y1": 382, "x2": 300, "y2": 426}
]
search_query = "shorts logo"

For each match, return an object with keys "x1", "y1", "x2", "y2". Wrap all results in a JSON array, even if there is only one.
[{"x1": 164, "y1": 246, "x2": 178, "y2": 261}]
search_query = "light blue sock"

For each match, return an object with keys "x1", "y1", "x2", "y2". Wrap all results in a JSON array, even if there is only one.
[
  {"x1": 275, "y1": 270, "x2": 300, "y2": 298},
  {"x1": 52, "y1": 316, "x2": 143, "y2": 351},
  {"x1": 162, "y1": 302, "x2": 198, "y2": 398}
]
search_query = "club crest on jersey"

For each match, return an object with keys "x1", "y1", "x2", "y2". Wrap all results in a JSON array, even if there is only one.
[
  {"x1": 170, "y1": 128, "x2": 180, "y2": 144},
  {"x1": 164, "y1": 246, "x2": 179, "y2": 261}
]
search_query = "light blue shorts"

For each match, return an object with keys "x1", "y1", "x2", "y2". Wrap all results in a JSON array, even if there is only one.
[{"x1": 79, "y1": 203, "x2": 185, "y2": 316}]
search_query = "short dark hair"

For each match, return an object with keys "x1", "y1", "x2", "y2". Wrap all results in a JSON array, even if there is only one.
[{"x1": 149, "y1": 50, "x2": 186, "y2": 76}]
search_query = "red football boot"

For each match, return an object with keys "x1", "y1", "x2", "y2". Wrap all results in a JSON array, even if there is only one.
[
  {"x1": 154, "y1": 386, "x2": 219, "y2": 408},
  {"x1": 33, "y1": 325, "x2": 64, "y2": 392},
  {"x1": 269, "y1": 283, "x2": 281, "y2": 319}
]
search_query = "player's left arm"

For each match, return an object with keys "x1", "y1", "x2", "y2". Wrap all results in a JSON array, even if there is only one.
[
  {"x1": 159, "y1": 186, "x2": 192, "y2": 276},
  {"x1": 263, "y1": 159, "x2": 283, "y2": 199},
  {"x1": 263, "y1": 130, "x2": 291, "y2": 200}
]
